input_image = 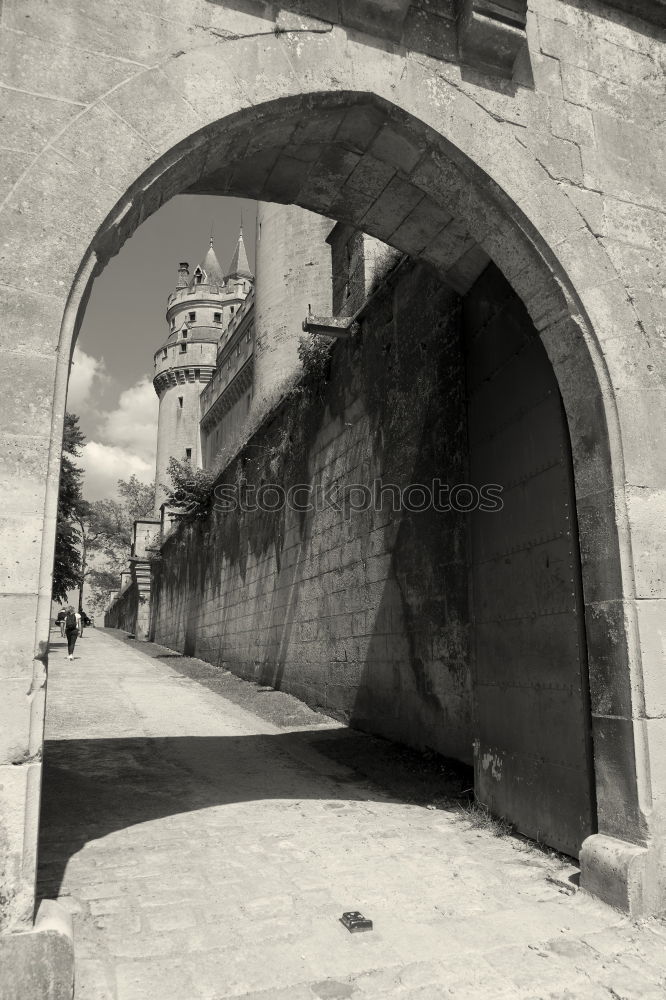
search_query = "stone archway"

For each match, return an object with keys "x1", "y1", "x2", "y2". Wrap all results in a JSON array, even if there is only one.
[{"x1": 1, "y1": 24, "x2": 664, "y2": 974}]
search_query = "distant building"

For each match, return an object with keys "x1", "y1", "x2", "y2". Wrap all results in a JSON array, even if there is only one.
[
  {"x1": 152, "y1": 204, "x2": 334, "y2": 513},
  {"x1": 152, "y1": 228, "x2": 254, "y2": 512}
]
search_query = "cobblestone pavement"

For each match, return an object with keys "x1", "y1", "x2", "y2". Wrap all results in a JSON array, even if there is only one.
[{"x1": 38, "y1": 629, "x2": 666, "y2": 1000}]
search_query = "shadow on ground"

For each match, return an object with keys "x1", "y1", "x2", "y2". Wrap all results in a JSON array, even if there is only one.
[{"x1": 37, "y1": 724, "x2": 474, "y2": 910}]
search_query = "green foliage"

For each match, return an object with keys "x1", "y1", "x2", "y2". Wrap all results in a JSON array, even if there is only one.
[
  {"x1": 52, "y1": 413, "x2": 87, "y2": 604},
  {"x1": 77, "y1": 475, "x2": 155, "y2": 611},
  {"x1": 164, "y1": 458, "x2": 216, "y2": 521},
  {"x1": 254, "y1": 334, "x2": 333, "y2": 485}
]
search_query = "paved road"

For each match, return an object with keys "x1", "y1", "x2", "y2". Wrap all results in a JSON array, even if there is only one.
[{"x1": 38, "y1": 629, "x2": 666, "y2": 1000}]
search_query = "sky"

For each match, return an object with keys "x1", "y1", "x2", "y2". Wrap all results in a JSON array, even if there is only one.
[{"x1": 68, "y1": 195, "x2": 257, "y2": 500}]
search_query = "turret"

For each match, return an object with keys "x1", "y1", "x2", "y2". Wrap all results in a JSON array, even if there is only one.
[{"x1": 152, "y1": 232, "x2": 253, "y2": 512}]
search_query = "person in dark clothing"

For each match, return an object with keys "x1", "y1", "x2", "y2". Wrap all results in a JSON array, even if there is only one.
[
  {"x1": 56, "y1": 609, "x2": 67, "y2": 638},
  {"x1": 64, "y1": 607, "x2": 81, "y2": 660}
]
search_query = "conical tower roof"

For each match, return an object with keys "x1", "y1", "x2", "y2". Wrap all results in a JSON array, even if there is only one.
[
  {"x1": 225, "y1": 226, "x2": 253, "y2": 281},
  {"x1": 189, "y1": 238, "x2": 225, "y2": 288}
]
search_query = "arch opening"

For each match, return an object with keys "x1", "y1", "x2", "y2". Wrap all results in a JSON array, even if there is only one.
[{"x1": 41, "y1": 87, "x2": 643, "y2": 913}]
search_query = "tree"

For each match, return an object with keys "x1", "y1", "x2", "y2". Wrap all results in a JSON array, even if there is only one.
[
  {"x1": 165, "y1": 457, "x2": 215, "y2": 520},
  {"x1": 52, "y1": 413, "x2": 88, "y2": 604},
  {"x1": 76, "y1": 476, "x2": 155, "y2": 612}
]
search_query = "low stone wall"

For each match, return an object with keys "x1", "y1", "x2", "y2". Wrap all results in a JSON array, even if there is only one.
[{"x1": 151, "y1": 260, "x2": 475, "y2": 762}]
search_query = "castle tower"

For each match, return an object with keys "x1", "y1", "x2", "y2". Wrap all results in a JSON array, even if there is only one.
[
  {"x1": 251, "y1": 203, "x2": 333, "y2": 411},
  {"x1": 152, "y1": 231, "x2": 253, "y2": 513}
]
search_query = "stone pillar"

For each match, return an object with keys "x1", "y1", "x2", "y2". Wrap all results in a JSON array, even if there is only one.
[{"x1": 131, "y1": 519, "x2": 161, "y2": 642}]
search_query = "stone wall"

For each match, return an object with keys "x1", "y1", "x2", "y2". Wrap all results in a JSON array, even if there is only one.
[
  {"x1": 105, "y1": 583, "x2": 138, "y2": 634},
  {"x1": 152, "y1": 260, "x2": 474, "y2": 761},
  {"x1": 1, "y1": 0, "x2": 665, "y2": 950}
]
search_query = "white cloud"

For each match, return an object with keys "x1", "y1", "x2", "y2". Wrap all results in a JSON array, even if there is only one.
[
  {"x1": 99, "y1": 377, "x2": 158, "y2": 465},
  {"x1": 79, "y1": 442, "x2": 154, "y2": 501},
  {"x1": 73, "y1": 373, "x2": 159, "y2": 501},
  {"x1": 67, "y1": 346, "x2": 107, "y2": 413}
]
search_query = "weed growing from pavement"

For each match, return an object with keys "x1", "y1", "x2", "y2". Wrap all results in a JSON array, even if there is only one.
[{"x1": 456, "y1": 800, "x2": 514, "y2": 838}]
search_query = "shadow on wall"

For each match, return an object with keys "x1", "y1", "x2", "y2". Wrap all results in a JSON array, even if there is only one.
[{"x1": 150, "y1": 260, "x2": 473, "y2": 765}]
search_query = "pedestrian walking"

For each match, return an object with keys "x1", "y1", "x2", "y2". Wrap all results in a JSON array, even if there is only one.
[
  {"x1": 64, "y1": 606, "x2": 81, "y2": 661},
  {"x1": 56, "y1": 609, "x2": 67, "y2": 638}
]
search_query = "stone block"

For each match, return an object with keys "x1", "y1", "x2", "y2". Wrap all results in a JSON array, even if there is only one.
[
  {"x1": 603, "y1": 197, "x2": 666, "y2": 251},
  {"x1": 635, "y1": 599, "x2": 666, "y2": 719},
  {"x1": 584, "y1": 600, "x2": 633, "y2": 718},
  {"x1": 0, "y1": 149, "x2": 33, "y2": 205},
  {"x1": 335, "y1": 105, "x2": 387, "y2": 154},
  {"x1": 0, "y1": 285, "x2": 64, "y2": 357},
  {"x1": 105, "y1": 68, "x2": 203, "y2": 153},
  {"x1": 0, "y1": 87, "x2": 82, "y2": 155},
  {"x1": 603, "y1": 239, "x2": 664, "y2": 297},
  {"x1": 613, "y1": 388, "x2": 666, "y2": 488},
  {"x1": 391, "y1": 199, "x2": 452, "y2": 257},
  {"x1": 368, "y1": 122, "x2": 426, "y2": 175},
  {"x1": 580, "y1": 833, "x2": 653, "y2": 916},
  {"x1": 0, "y1": 149, "x2": 118, "y2": 297},
  {"x1": 575, "y1": 488, "x2": 625, "y2": 604},
  {"x1": 559, "y1": 183, "x2": 606, "y2": 237},
  {"x1": 264, "y1": 154, "x2": 314, "y2": 204},
  {"x1": 528, "y1": 131, "x2": 583, "y2": 184},
  {"x1": 54, "y1": 103, "x2": 156, "y2": 196},
  {"x1": 0, "y1": 596, "x2": 39, "y2": 675},
  {"x1": 0, "y1": 349, "x2": 59, "y2": 436},
  {"x1": 4, "y1": 0, "x2": 195, "y2": 66},
  {"x1": 0, "y1": 25, "x2": 138, "y2": 106},
  {"x1": 0, "y1": 677, "x2": 34, "y2": 764},
  {"x1": 0, "y1": 899, "x2": 74, "y2": 1000},
  {"x1": 0, "y1": 512, "x2": 46, "y2": 596},
  {"x1": 539, "y1": 317, "x2": 612, "y2": 498},
  {"x1": 0, "y1": 432, "x2": 52, "y2": 519},
  {"x1": 298, "y1": 147, "x2": 361, "y2": 213},
  {"x1": 624, "y1": 486, "x2": 666, "y2": 599},
  {"x1": 530, "y1": 52, "x2": 563, "y2": 98},
  {"x1": 537, "y1": 15, "x2": 656, "y2": 86},
  {"x1": 549, "y1": 99, "x2": 595, "y2": 147},
  {"x1": 590, "y1": 716, "x2": 645, "y2": 844},
  {"x1": 423, "y1": 219, "x2": 477, "y2": 274},
  {"x1": 0, "y1": 761, "x2": 42, "y2": 929},
  {"x1": 345, "y1": 154, "x2": 396, "y2": 198}
]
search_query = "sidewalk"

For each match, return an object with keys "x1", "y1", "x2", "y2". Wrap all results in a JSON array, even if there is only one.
[{"x1": 38, "y1": 629, "x2": 666, "y2": 1000}]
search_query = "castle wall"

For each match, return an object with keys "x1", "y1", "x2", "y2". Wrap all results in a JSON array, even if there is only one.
[
  {"x1": 152, "y1": 261, "x2": 473, "y2": 761},
  {"x1": 252, "y1": 203, "x2": 334, "y2": 409},
  {"x1": 105, "y1": 582, "x2": 138, "y2": 633}
]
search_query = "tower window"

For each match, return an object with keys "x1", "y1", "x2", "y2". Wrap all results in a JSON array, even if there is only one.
[
  {"x1": 230, "y1": 306, "x2": 235, "y2": 314},
  {"x1": 178, "y1": 396, "x2": 183, "y2": 408},
  {"x1": 180, "y1": 343, "x2": 187, "y2": 353},
  {"x1": 185, "y1": 448, "x2": 192, "y2": 460},
  {"x1": 236, "y1": 344, "x2": 241, "y2": 356},
  {"x1": 182, "y1": 329, "x2": 188, "y2": 338},
  {"x1": 170, "y1": 318, "x2": 175, "y2": 329},
  {"x1": 189, "y1": 312, "x2": 196, "y2": 322},
  {"x1": 214, "y1": 312, "x2": 221, "y2": 323},
  {"x1": 162, "y1": 348, "x2": 167, "y2": 359},
  {"x1": 227, "y1": 358, "x2": 231, "y2": 370}
]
